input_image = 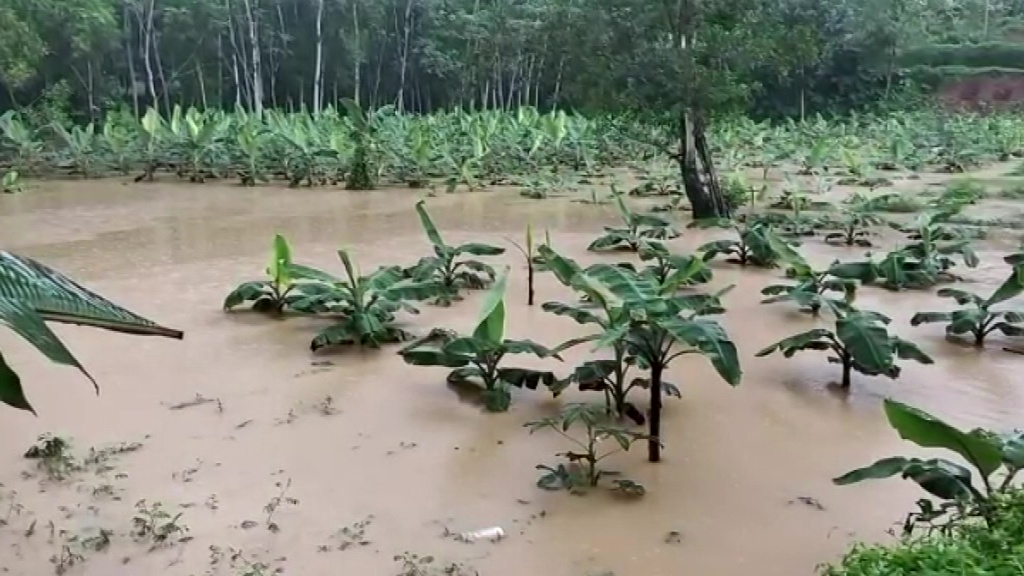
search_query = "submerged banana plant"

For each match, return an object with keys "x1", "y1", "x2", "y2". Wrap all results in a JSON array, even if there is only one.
[
  {"x1": 406, "y1": 200, "x2": 505, "y2": 304},
  {"x1": 398, "y1": 269, "x2": 570, "y2": 412},
  {"x1": 306, "y1": 250, "x2": 442, "y2": 350},
  {"x1": 588, "y1": 193, "x2": 679, "y2": 252},
  {"x1": 223, "y1": 234, "x2": 335, "y2": 314}
]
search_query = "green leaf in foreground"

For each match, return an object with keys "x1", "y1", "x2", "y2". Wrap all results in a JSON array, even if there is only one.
[{"x1": 0, "y1": 251, "x2": 183, "y2": 413}]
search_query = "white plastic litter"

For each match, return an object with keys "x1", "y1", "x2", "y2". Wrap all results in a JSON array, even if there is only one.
[{"x1": 460, "y1": 526, "x2": 505, "y2": 541}]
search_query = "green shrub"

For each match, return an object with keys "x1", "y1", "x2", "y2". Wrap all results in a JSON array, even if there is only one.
[{"x1": 822, "y1": 489, "x2": 1024, "y2": 575}]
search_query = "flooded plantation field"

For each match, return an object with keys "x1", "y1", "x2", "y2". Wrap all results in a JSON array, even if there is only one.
[{"x1": 0, "y1": 163, "x2": 1023, "y2": 576}]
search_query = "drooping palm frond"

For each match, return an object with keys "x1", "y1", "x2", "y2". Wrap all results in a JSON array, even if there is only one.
[{"x1": 0, "y1": 251, "x2": 183, "y2": 414}]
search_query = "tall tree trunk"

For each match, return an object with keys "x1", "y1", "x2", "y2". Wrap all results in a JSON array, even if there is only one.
[
  {"x1": 153, "y1": 33, "x2": 172, "y2": 116},
  {"x1": 124, "y1": 3, "x2": 140, "y2": 118},
  {"x1": 242, "y1": 0, "x2": 263, "y2": 115},
  {"x1": 351, "y1": 0, "x2": 362, "y2": 104},
  {"x1": 395, "y1": 0, "x2": 415, "y2": 112},
  {"x1": 197, "y1": 62, "x2": 208, "y2": 108},
  {"x1": 139, "y1": 0, "x2": 158, "y2": 111},
  {"x1": 312, "y1": 0, "x2": 324, "y2": 114},
  {"x1": 677, "y1": 110, "x2": 729, "y2": 219}
]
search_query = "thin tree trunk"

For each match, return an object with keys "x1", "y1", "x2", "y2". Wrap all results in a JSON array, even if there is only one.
[
  {"x1": 153, "y1": 35, "x2": 172, "y2": 116},
  {"x1": 352, "y1": 0, "x2": 362, "y2": 104},
  {"x1": 312, "y1": 0, "x2": 325, "y2": 114},
  {"x1": 124, "y1": 2, "x2": 140, "y2": 118},
  {"x1": 139, "y1": 0, "x2": 158, "y2": 111},
  {"x1": 197, "y1": 62, "x2": 208, "y2": 108},
  {"x1": 242, "y1": 0, "x2": 263, "y2": 115},
  {"x1": 395, "y1": 0, "x2": 415, "y2": 112},
  {"x1": 87, "y1": 61, "x2": 96, "y2": 121},
  {"x1": 551, "y1": 55, "x2": 564, "y2": 107}
]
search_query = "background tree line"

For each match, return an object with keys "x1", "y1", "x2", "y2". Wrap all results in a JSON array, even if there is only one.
[{"x1": 1, "y1": 0, "x2": 1023, "y2": 123}]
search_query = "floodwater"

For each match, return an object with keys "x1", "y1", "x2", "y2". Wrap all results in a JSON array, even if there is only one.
[{"x1": 0, "y1": 175, "x2": 1021, "y2": 576}]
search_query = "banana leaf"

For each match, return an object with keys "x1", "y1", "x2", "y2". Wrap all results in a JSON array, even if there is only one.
[{"x1": 0, "y1": 251, "x2": 183, "y2": 413}]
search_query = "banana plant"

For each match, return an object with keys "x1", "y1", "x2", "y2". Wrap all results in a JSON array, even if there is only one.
[
  {"x1": 340, "y1": 98, "x2": 393, "y2": 190},
  {"x1": 223, "y1": 234, "x2": 336, "y2": 314},
  {"x1": 234, "y1": 122, "x2": 269, "y2": 186},
  {"x1": 540, "y1": 245, "x2": 741, "y2": 461},
  {"x1": 268, "y1": 112, "x2": 336, "y2": 187},
  {"x1": 0, "y1": 111, "x2": 44, "y2": 174},
  {"x1": 634, "y1": 241, "x2": 712, "y2": 288},
  {"x1": 831, "y1": 210, "x2": 978, "y2": 292},
  {"x1": 99, "y1": 120, "x2": 136, "y2": 175},
  {"x1": 820, "y1": 199, "x2": 886, "y2": 247},
  {"x1": 587, "y1": 193, "x2": 680, "y2": 252},
  {"x1": 760, "y1": 235, "x2": 856, "y2": 316},
  {"x1": 398, "y1": 270, "x2": 569, "y2": 412},
  {"x1": 306, "y1": 250, "x2": 443, "y2": 350},
  {"x1": 175, "y1": 107, "x2": 228, "y2": 182},
  {"x1": 541, "y1": 247, "x2": 719, "y2": 424},
  {"x1": 693, "y1": 219, "x2": 784, "y2": 268},
  {"x1": 407, "y1": 200, "x2": 505, "y2": 304},
  {"x1": 506, "y1": 223, "x2": 543, "y2": 305},
  {"x1": 756, "y1": 309, "x2": 933, "y2": 389},
  {"x1": 910, "y1": 254, "x2": 1024, "y2": 346},
  {"x1": 0, "y1": 251, "x2": 183, "y2": 413},
  {"x1": 135, "y1": 107, "x2": 165, "y2": 182},
  {"x1": 835, "y1": 399, "x2": 1024, "y2": 534},
  {"x1": 1, "y1": 171, "x2": 22, "y2": 193},
  {"x1": 893, "y1": 210, "x2": 980, "y2": 273},
  {"x1": 52, "y1": 123, "x2": 98, "y2": 177}
]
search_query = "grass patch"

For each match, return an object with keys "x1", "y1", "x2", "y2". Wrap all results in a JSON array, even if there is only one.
[{"x1": 822, "y1": 489, "x2": 1024, "y2": 576}]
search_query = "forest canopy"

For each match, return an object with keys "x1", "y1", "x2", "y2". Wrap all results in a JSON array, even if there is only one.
[{"x1": 0, "y1": 0, "x2": 1022, "y2": 121}]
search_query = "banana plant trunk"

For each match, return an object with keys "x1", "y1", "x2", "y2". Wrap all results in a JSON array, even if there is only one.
[
  {"x1": 677, "y1": 108, "x2": 730, "y2": 220},
  {"x1": 648, "y1": 362, "x2": 664, "y2": 462},
  {"x1": 841, "y1": 358, "x2": 852, "y2": 389}
]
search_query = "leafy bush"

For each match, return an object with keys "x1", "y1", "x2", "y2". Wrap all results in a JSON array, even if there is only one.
[
  {"x1": 826, "y1": 394, "x2": 1024, "y2": 574},
  {"x1": 823, "y1": 489, "x2": 1024, "y2": 576}
]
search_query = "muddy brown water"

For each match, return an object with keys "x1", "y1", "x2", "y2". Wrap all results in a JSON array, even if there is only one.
[{"x1": 0, "y1": 176, "x2": 1021, "y2": 576}]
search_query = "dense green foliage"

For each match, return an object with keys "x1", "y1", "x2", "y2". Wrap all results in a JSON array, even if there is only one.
[
  {"x1": 824, "y1": 491, "x2": 1024, "y2": 576},
  {"x1": 0, "y1": 0, "x2": 1022, "y2": 123}
]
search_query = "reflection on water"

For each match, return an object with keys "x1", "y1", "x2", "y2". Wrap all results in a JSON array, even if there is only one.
[{"x1": 0, "y1": 178, "x2": 1019, "y2": 576}]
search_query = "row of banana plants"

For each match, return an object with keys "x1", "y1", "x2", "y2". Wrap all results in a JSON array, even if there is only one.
[
  {"x1": 5, "y1": 104, "x2": 1024, "y2": 192},
  {"x1": 222, "y1": 195, "x2": 1022, "y2": 495},
  {"x1": 223, "y1": 199, "x2": 745, "y2": 495},
  {"x1": 0, "y1": 105, "x2": 644, "y2": 190}
]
